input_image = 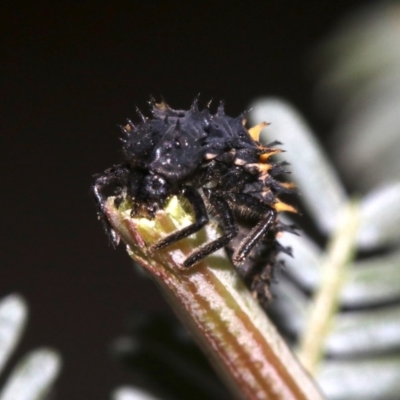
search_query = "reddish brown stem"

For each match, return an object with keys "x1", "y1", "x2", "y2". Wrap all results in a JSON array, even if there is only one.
[{"x1": 105, "y1": 197, "x2": 324, "y2": 400}]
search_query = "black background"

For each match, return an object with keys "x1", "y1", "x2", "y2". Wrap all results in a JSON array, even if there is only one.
[{"x1": 2, "y1": 1, "x2": 368, "y2": 398}]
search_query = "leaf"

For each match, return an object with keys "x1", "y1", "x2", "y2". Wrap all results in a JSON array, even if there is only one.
[
  {"x1": 0, "y1": 349, "x2": 61, "y2": 400},
  {"x1": 112, "y1": 386, "x2": 164, "y2": 400},
  {"x1": 317, "y1": 356, "x2": 400, "y2": 400},
  {"x1": 357, "y1": 182, "x2": 400, "y2": 249},
  {"x1": 0, "y1": 295, "x2": 27, "y2": 375}
]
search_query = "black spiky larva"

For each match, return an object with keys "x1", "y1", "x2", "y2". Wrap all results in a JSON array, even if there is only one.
[{"x1": 92, "y1": 97, "x2": 297, "y2": 304}]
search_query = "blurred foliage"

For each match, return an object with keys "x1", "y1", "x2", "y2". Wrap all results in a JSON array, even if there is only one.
[
  {"x1": 0, "y1": 294, "x2": 61, "y2": 400},
  {"x1": 248, "y1": 4, "x2": 400, "y2": 399}
]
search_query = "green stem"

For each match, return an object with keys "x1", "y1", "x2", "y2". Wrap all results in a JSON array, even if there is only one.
[{"x1": 298, "y1": 200, "x2": 361, "y2": 375}]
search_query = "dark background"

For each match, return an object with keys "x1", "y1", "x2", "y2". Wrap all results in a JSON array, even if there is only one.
[{"x1": 1, "y1": 1, "x2": 368, "y2": 398}]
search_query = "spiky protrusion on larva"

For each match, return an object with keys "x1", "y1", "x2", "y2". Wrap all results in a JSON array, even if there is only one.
[
  {"x1": 232, "y1": 122, "x2": 297, "y2": 305},
  {"x1": 248, "y1": 122, "x2": 269, "y2": 142},
  {"x1": 248, "y1": 122, "x2": 298, "y2": 216}
]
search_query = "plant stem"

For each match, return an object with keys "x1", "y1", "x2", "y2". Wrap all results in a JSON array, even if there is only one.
[
  {"x1": 298, "y1": 200, "x2": 360, "y2": 375},
  {"x1": 105, "y1": 197, "x2": 324, "y2": 400}
]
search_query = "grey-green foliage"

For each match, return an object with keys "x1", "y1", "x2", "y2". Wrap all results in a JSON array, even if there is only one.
[
  {"x1": 249, "y1": 94, "x2": 400, "y2": 399},
  {"x1": 249, "y1": 4, "x2": 400, "y2": 398},
  {"x1": 112, "y1": 386, "x2": 164, "y2": 400},
  {"x1": 0, "y1": 294, "x2": 61, "y2": 400}
]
